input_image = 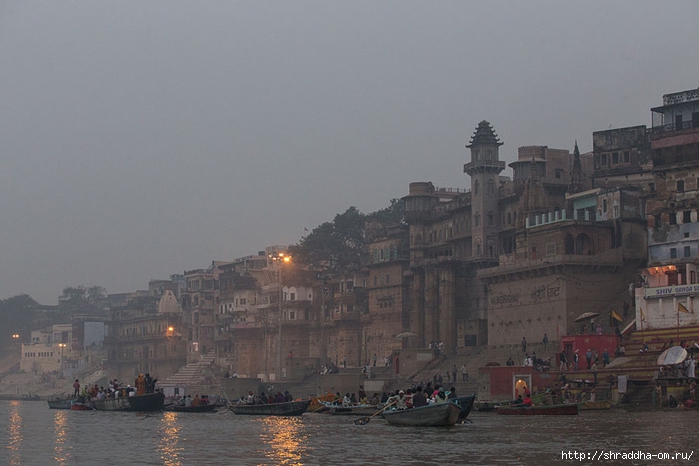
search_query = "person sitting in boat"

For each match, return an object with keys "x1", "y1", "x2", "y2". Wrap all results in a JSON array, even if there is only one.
[
  {"x1": 511, "y1": 395, "x2": 523, "y2": 405},
  {"x1": 275, "y1": 392, "x2": 286, "y2": 403},
  {"x1": 184, "y1": 395, "x2": 192, "y2": 407},
  {"x1": 411, "y1": 386, "x2": 427, "y2": 407},
  {"x1": 434, "y1": 387, "x2": 449, "y2": 404},
  {"x1": 246, "y1": 391, "x2": 255, "y2": 404},
  {"x1": 342, "y1": 393, "x2": 352, "y2": 406},
  {"x1": 284, "y1": 390, "x2": 293, "y2": 402},
  {"x1": 387, "y1": 390, "x2": 408, "y2": 409},
  {"x1": 522, "y1": 394, "x2": 533, "y2": 407}
]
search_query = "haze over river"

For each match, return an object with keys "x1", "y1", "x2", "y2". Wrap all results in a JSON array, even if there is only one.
[{"x1": 1, "y1": 401, "x2": 697, "y2": 465}]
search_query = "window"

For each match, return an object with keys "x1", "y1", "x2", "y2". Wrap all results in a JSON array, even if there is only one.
[
  {"x1": 684, "y1": 246, "x2": 691, "y2": 258},
  {"x1": 385, "y1": 274, "x2": 390, "y2": 285},
  {"x1": 555, "y1": 169, "x2": 563, "y2": 179},
  {"x1": 474, "y1": 212, "x2": 480, "y2": 227},
  {"x1": 624, "y1": 151, "x2": 630, "y2": 163},
  {"x1": 488, "y1": 211, "x2": 494, "y2": 226},
  {"x1": 613, "y1": 205, "x2": 619, "y2": 218},
  {"x1": 546, "y1": 242, "x2": 556, "y2": 256},
  {"x1": 373, "y1": 276, "x2": 378, "y2": 286},
  {"x1": 507, "y1": 212, "x2": 512, "y2": 224},
  {"x1": 290, "y1": 293, "x2": 296, "y2": 301},
  {"x1": 684, "y1": 211, "x2": 692, "y2": 223},
  {"x1": 670, "y1": 213, "x2": 677, "y2": 225},
  {"x1": 487, "y1": 179, "x2": 494, "y2": 194},
  {"x1": 603, "y1": 199, "x2": 607, "y2": 213},
  {"x1": 474, "y1": 180, "x2": 480, "y2": 195},
  {"x1": 670, "y1": 248, "x2": 677, "y2": 259},
  {"x1": 612, "y1": 152, "x2": 619, "y2": 164},
  {"x1": 601, "y1": 154, "x2": 607, "y2": 165},
  {"x1": 677, "y1": 180, "x2": 685, "y2": 192},
  {"x1": 649, "y1": 183, "x2": 655, "y2": 192}
]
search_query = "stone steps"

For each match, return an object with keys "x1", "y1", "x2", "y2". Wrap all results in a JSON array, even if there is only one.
[{"x1": 159, "y1": 350, "x2": 217, "y2": 387}]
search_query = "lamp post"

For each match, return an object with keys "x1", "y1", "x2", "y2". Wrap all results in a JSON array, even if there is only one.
[
  {"x1": 269, "y1": 252, "x2": 291, "y2": 381},
  {"x1": 58, "y1": 343, "x2": 66, "y2": 378}
]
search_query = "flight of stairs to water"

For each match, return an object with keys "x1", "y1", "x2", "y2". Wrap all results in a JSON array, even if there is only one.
[{"x1": 159, "y1": 351, "x2": 217, "y2": 387}]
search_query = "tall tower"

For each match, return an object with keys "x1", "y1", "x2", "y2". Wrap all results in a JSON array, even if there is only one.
[{"x1": 464, "y1": 121, "x2": 506, "y2": 259}]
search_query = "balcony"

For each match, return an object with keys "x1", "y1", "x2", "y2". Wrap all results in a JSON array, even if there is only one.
[{"x1": 651, "y1": 120, "x2": 699, "y2": 136}]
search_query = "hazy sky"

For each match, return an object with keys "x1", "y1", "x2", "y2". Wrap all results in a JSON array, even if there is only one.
[{"x1": 2, "y1": 1, "x2": 698, "y2": 303}]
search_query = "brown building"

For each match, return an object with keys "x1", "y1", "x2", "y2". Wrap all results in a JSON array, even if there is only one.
[
  {"x1": 103, "y1": 290, "x2": 187, "y2": 382},
  {"x1": 403, "y1": 121, "x2": 644, "y2": 351}
]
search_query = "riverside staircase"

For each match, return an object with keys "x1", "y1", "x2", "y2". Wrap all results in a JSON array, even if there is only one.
[{"x1": 159, "y1": 351, "x2": 217, "y2": 388}]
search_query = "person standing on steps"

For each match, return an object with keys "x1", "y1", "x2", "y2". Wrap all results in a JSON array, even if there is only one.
[{"x1": 543, "y1": 333, "x2": 549, "y2": 350}]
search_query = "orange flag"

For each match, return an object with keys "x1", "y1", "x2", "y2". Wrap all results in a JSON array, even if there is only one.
[{"x1": 678, "y1": 302, "x2": 690, "y2": 314}]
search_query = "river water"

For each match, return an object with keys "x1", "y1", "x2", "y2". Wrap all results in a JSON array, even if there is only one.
[{"x1": 1, "y1": 401, "x2": 697, "y2": 465}]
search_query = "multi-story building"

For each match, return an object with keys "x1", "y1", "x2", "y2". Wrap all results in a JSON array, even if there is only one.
[
  {"x1": 402, "y1": 120, "x2": 646, "y2": 350},
  {"x1": 103, "y1": 290, "x2": 186, "y2": 382},
  {"x1": 636, "y1": 87, "x2": 699, "y2": 329},
  {"x1": 181, "y1": 262, "x2": 228, "y2": 361}
]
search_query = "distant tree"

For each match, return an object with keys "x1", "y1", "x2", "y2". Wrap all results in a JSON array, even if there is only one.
[
  {"x1": 290, "y1": 200, "x2": 405, "y2": 271},
  {"x1": 366, "y1": 198, "x2": 405, "y2": 226},
  {"x1": 0, "y1": 294, "x2": 38, "y2": 344},
  {"x1": 59, "y1": 285, "x2": 106, "y2": 313}
]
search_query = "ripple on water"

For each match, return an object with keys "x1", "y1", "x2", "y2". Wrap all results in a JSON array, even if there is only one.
[{"x1": 1, "y1": 402, "x2": 698, "y2": 465}]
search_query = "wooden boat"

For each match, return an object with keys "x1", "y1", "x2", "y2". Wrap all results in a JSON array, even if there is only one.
[
  {"x1": 229, "y1": 399, "x2": 311, "y2": 416},
  {"x1": 47, "y1": 396, "x2": 75, "y2": 409},
  {"x1": 455, "y1": 395, "x2": 476, "y2": 419},
  {"x1": 579, "y1": 400, "x2": 611, "y2": 410},
  {"x1": 91, "y1": 392, "x2": 165, "y2": 412},
  {"x1": 306, "y1": 393, "x2": 337, "y2": 412},
  {"x1": 164, "y1": 403, "x2": 217, "y2": 413},
  {"x1": 496, "y1": 403, "x2": 579, "y2": 415},
  {"x1": 383, "y1": 401, "x2": 462, "y2": 427},
  {"x1": 70, "y1": 402, "x2": 95, "y2": 411},
  {"x1": 320, "y1": 403, "x2": 377, "y2": 416}
]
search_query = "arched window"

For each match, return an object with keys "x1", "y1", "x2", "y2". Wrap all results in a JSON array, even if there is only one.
[
  {"x1": 487, "y1": 179, "x2": 495, "y2": 194},
  {"x1": 488, "y1": 244, "x2": 495, "y2": 256},
  {"x1": 474, "y1": 180, "x2": 480, "y2": 196},
  {"x1": 488, "y1": 211, "x2": 494, "y2": 226},
  {"x1": 507, "y1": 212, "x2": 512, "y2": 224},
  {"x1": 565, "y1": 234, "x2": 575, "y2": 254},
  {"x1": 476, "y1": 243, "x2": 482, "y2": 256},
  {"x1": 474, "y1": 212, "x2": 480, "y2": 227},
  {"x1": 576, "y1": 233, "x2": 592, "y2": 255}
]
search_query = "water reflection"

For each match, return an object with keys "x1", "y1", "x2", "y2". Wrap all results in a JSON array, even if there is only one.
[
  {"x1": 53, "y1": 410, "x2": 71, "y2": 465},
  {"x1": 259, "y1": 417, "x2": 310, "y2": 466},
  {"x1": 157, "y1": 411, "x2": 183, "y2": 466},
  {"x1": 6, "y1": 401, "x2": 22, "y2": 466}
]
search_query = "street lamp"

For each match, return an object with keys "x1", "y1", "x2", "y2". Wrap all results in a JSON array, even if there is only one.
[
  {"x1": 58, "y1": 343, "x2": 67, "y2": 378},
  {"x1": 269, "y1": 252, "x2": 291, "y2": 381}
]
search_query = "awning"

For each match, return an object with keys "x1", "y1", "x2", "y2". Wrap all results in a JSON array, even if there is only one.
[
  {"x1": 605, "y1": 356, "x2": 633, "y2": 369},
  {"x1": 395, "y1": 332, "x2": 418, "y2": 339},
  {"x1": 657, "y1": 346, "x2": 688, "y2": 366},
  {"x1": 574, "y1": 312, "x2": 600, "y2": 322}
]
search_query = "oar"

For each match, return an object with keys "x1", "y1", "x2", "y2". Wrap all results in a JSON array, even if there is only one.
[{"x1": 354, "y1": 401, "x2": 396, "y2": 425}]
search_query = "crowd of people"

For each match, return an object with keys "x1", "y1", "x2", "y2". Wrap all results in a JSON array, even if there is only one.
[{"x1": 71, "y1": 373, "x2": 158, "y2": 402}]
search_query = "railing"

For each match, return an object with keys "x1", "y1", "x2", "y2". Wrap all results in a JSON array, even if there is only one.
[{"x1": 651, "y1": 120, "x2": 699, "y2": 135}]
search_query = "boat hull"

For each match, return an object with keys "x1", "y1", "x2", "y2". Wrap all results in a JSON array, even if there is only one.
[
  {"x1": 383, "y1": 401, "x2": 462, "y2": 427},
  {"x1": 455, "y1": 395, "x2": 476, "y2": 419},
  {"x1": 580, "y1": 400, "x2": 611, "y2": 410},
  {"x1": 92, "y1": 392, "x2": 165, "y2": 412},
  {"x1": 47, "y1": 397, "x2": 75, "y2": 410},
  {"x1": 496, "y1": 403, "x2": 579, "y2": 415},
  {"x1": 164, "y1": 404, "x2": 217, "y2": 413},
  {"x1": 229, "y1": 399, "x2": 311, "y2": 416}
]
